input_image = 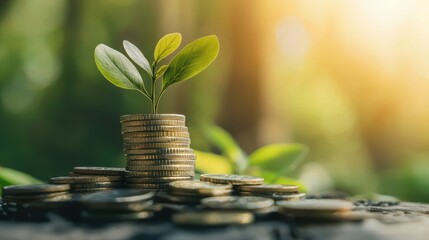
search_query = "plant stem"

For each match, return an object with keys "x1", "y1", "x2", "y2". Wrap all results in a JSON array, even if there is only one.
[
  {"x1": 154, "y1": 88, "x2": 166, "y2": 113},
  {"x1": 151, "y1": 63, "x2": 157, "y2": 114}
]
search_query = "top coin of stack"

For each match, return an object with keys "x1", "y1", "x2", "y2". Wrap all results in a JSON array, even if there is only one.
[{"x1": 121, "y1": 114, "x2": 196, "y2": 190}]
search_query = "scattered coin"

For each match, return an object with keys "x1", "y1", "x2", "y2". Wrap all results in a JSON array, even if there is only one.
[
  {"x1": 200, "y1": 174, "x2": 264, "y2": 185},
  {"x1": 71, "y1": 181, "x2": 123, "y2": 189},
  {"x1": 125, "y1": 183, "x2": 168, "y2": 189},
  {"x1": 120, "y1": 114, "x2": 185, "y2": 122},
  {"x1": 83, "y1": 211, "x2": 154, "y2": 221},
  {"x1": 81, "y1": 189, "x2": 154, "y2": 211},
  {"x1": 202, "y1": 196, "x2": 274, "y2": 210},
  {"x1": 237, "y1": 184, "x2": 299, "y2": 193},
  {"x1": 73, "y1": 167, "x2": 125, "y2": 176},
  {"x1": 172, "y1": 211, "x2": 254, "y2": 226}
]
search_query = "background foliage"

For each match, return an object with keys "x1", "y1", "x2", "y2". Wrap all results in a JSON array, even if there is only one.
[{"x1": 1, "y1": 0, "x2": 429, "y2": 202}]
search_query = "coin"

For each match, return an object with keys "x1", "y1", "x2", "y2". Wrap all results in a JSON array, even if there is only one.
[
  {"x1": 126, "y1": 160, "x2": 195, "y2": 166},
  {"x1": 200, "y1": 174, "x2": 264, "y2": 185},
  {"x1": 125, "y1": 176, "x2": 194, "y2": 183},
  {"x1": 121, "y1": 126, "x2": 188, "y2": 133},
  {"x1": 2, "y1": 184, "x2": 70, "y2": 195},
  {"x1": 2, "y1": 192, "x2": 69, "y2": 202},
  {"x1": 169, "y1": 189, "x2": 231, "y2": 197},
  {"x1": 49, "y1": 175, "x2": 123, "y2": 184},
  {"x1": 155, "y1": 192, "x2": 202, "y2": 204},
  {"x1": 238, "y1": 191, "x2": 274, "y2": 197},
  {"x1": 273, "y1": 192, "x2": 306, "y2": 201},
  {"x1": 202, "y1": 196, "x2": 274, "y2": 210},
  {"x1": 81, "y1": 189, "x2": 154, "y2": 211},
  {"x1": 168, "y1": 180, "x2": 232, "y2": 195},
  {"x1": 73, "y1": 188, "x2": 114, "y2": 193},
  {"x1": 123, "y1": 137, "x2": 191, "y2": 144},
  {"x1": 125, "y1": 148, "x2": 194, "y2": 155},
  {"x1": 71, "y1": 181, "x2": 123, "y2": 189},
  {"x1": 237, "y1": 184, "x2": 299, "y2": 193},
  {"x1": 123, "y1": 142, "x2": 190, "y2": 149},
  {"x1": 172, "y1": 211, "x2": 254, "y2": 226},
  {"x1": 126, "y1": 154, "x2": 196, "y2": 160},
  {"x1": 125, "y1": 170, "x2": 195, "y2": 177},
  {"x1": 83, "y1": 211, "x2": 154, "y2": 221},
  {"x1": 122, "y1": 131, "x2": 189, "y2": 138},
  {"x1": 126, "y1": 183, "x2": 168, "y2": 189},
  {"x1": 72, "y1": 167, "x2": 125, "y2": 176},
  {"x1": 277, "y1": 199, "x2": 354, "y2": 214},
  {"x1": 126, "y1": 165, "x2": 194, "y2": 171},
  {"x1": 121, "y1": 120, "x2": 186, "y2": 127},
  {"x1": 120, "y1": 114, "x2": 185, "y2": 122}
]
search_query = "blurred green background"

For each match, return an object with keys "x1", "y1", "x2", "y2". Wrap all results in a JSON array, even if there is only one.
[{"x1": 1, "y1": 0, "x2": 429, "y2": 202}]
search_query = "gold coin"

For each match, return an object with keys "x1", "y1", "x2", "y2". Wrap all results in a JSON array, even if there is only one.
[
  {"x1": 49, "y1": 176, "x2": 123, "y2": 184},
  {"x1": 124, "y1": 148, "x2": 194, "y2": 155},
  {"x1": 2, "y1": 184, "x2": 71, "y2": 195},
  {"x1": 125, "y1": 176, "x2": 194, "y2": 183},
  {"x1": 237, "y1": 184, "x2": 299, "y2": 193},
  {"x1": 200, "y1": 174, "x2": 264, "y2": 185},
  {"x1": 121, "y1": 126, "x2": 188, "y2": 133},
  {"x1": 126, "y1": 153, "x2": 196, "y2": 161},
  {"x1": 169, "y1": 189, "x2": 231, "y2": 197},
  {"x1": 273, "y1": 192, "x2": 306, "y2": 201},
  {"x1": 238, "y1": 191, "x2": 274, "y2": 197},
  {"x1": 126, "y1": 160, "x2": 195, "y2": 166},
  {"x1": 73, "y1": 188, "x2": 114, "y2": 193},
  {"x1": 126, "y1": 165, "x2": 194, "y2": 171},
  {"x1": 123, "y1": 142, "x2": 190, "y2": 149},
  {"x1": 172, "y1": 211, "x2": 254, "y2": 226},
  {"x1": 2, "y1": 191, "x2": 69, "y2": 202},
  {"x1": 125, "y1": 183, "x2": 168, "y2": 189},
  {"x1": 201, "y1": 196, "x2": 274, "y2": 210},
  {"x1": 120, "y1": 114, "x2": 185, "y2": 122},
  {"x1": 277, "y1": 199, "x2": 354, "y2": 214},
  {"x1": 168, "y1": 180, "x2": 232, "y2": 195},
  {"x1": 122, "y1": 131, "x2": 189, "y2": 138},
  {"x1": 73, "y1": 167, "x2": 125, "y2": 176},
  {"x1": 123, "y1": 137, "x2": 191, "y2": 144},
  {"x1": 71, "y1": 181, "x2": 123, "y2": 189},
  {"x1": 125, "y1": 170, "x2": 195, "y2": 177},
  {"x1": 121, "y1": 120, "x2": 186, "y2": 127}
]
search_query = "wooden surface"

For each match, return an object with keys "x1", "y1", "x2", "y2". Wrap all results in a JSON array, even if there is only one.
[{"x1": 1, "y1": 201, "x2": 429, "y2": 240}]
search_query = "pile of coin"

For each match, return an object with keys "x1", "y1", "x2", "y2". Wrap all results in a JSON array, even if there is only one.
[
  {"x1": 50, "y1": 167, "x2": 125, "y2": 193},
  {"x1": 121, "y1": 114, "x2": 196, "y2": 190},
  {"x1": 1, "y1": 184, "x2": 70, "y2": 218},
  {"x1": 81, "y1": 189, "x2": 155, "y2": 221}
]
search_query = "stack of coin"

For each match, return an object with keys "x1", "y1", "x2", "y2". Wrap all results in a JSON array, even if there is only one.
[
  {"x1": 81, "y1": 189, "x2": 155, "y2": 222},
  {"x1": 51, "y1": 167, "x2": 125, "y2": 193},
  {"x1": 1, "y1": 184, "x2": 70, "y2": 218},
  {"x1": 277, "y1": 199, "x2": 355, "y2": 220},
  {"x1": 236, "y1": 184, "x2": 305, "y2": 201},
  {"x1": 121, "y1": 114, "x2": 196, "y2": 190}
]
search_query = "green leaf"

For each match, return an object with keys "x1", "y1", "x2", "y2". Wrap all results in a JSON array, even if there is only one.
[
  {"x1": 0, "y1": 167, "x2": 42, "y2": 194},
  {"x1": 163, "y1": 35, "x2": 219, "y2": 89},
  {"x1": 123, "y1": 40, "x2": 153, "y2": 77},
  {"x1": 249, "y1": 143, "x2": 308, "y2": 174},
  {"x1": 203, "y1": 125, "x2": 247, "y2": 174},
  {"x1": 94, "y1": 44, "x2": 148, "y2": 96},
  {"x1": 154, "y1": 33, "x2": 182, "y2": 63},
  {"x1": 195, "y1": 150, "x2": 234, "y2": 174},
  {"x1": 155, "y1": 65, "x2": 168, "y2": 79}
]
